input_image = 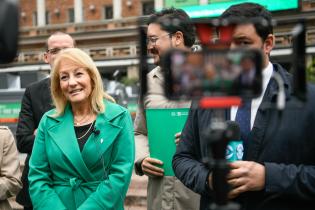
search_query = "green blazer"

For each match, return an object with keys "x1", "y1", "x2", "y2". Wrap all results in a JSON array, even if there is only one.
[{"x1": 28, "y1": 100, "x2": 135, "y2": 210}]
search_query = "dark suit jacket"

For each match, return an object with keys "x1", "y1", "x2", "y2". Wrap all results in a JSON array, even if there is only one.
[
  {"x1": 15, "y1": 77, "x2": 54, "y2": 207},
  {"x1": 173, "y1": 63, "x2": 315, "y2": 210}
]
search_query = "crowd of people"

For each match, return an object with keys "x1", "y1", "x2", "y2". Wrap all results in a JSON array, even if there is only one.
[{"x1": 2, "y1": 2, "x2": 315, "y2": 210}]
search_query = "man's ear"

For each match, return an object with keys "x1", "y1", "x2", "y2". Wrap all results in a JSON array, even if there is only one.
[
  {"x1": 174, "y1": 31, "x2": 185, "y2": 47},
  {"x1": 263, "y1": 34, "x2": 275, "y2": 55},
  {"x1": 43, "y1": 52, "x2": 49, "y2": 64}
]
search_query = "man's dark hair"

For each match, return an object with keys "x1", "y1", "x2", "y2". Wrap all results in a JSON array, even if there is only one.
[
  {"x1": 220, "y1": 3, "x2": 273, "y2": 41},
  {"x1": 147, "y1": 7, "x2": 195, "y2": 48}
]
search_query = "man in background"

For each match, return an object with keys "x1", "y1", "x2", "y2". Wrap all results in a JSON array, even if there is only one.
[
  {"x1": 134, "y1": 7, "x2": 200, "y2": 210},
  {"x1": 15, "y1": 32, "x2": 75, "y2": 210}
]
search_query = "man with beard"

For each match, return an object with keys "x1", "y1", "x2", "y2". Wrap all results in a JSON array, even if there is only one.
[{"x1": 134, "y1": 7, "x2": 200, "y2": 210}]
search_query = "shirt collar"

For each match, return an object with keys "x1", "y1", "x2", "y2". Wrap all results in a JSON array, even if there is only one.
[{"x1": 262, "y1": 62, "x2": 273, "y2": 94}]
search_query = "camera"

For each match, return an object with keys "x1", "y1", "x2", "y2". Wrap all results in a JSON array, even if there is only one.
[{"x1": 162, "y1": 48, "x2": 263, "y2": 100}]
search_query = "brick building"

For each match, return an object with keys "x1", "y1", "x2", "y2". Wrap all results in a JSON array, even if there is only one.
[
  {"x1": 7, "y1": 0, "x2": 156, "y2": 86},
  {"x1": 1, "y1": 0, "x2": 315, "y2": 87},
  {"x1": 0, "y1": 0, "x2": 315, "y2": 133}
]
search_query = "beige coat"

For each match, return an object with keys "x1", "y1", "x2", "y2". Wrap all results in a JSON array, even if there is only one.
[
  {"x1": 0, "y1": 126, "x2": 22, "y2": 210},
  {"x1": 134, "y1": 66, "x2": 200, "y2": 210}
]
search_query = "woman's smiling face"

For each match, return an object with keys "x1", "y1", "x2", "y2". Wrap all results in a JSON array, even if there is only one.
[{"x1": 58, "y1": 59, "x2": 92, "y2": 106}]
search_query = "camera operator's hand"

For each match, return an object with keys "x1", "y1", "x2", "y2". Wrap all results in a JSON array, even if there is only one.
[
  {"x1": 226, "y1": 161, "x2": 265, "y2": 199},
  {"x1": 174, "y1": 132, "x2": 182, "y2": 146},
  {"x1": 141, "y1": 157, "x2": 164, "y2": 177}
]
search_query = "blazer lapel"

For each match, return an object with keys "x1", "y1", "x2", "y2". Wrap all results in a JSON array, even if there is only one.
[
  {"x1": 245, "y1": 78, "x2": 278, "y2": 161},
  {"x1": 81, "y1": 116, "x2": 121, "y2": 168},
  {"x1": 81, "y1": 101, "x2": 123, "y2": 169},
  {"x1": 47, "y1": 106, "x2": 95, "y2": 181},
  {"x1": 246, "y1": 103, "x2": 270, "y2": 160},
  {"x1": 246, "y1": 64, "x2": 292, "y2": 161}
]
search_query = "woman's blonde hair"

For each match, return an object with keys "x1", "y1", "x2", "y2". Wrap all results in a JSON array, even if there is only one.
[{"x1": 51, "y1": 48, "x2": 115, "y2": 116}]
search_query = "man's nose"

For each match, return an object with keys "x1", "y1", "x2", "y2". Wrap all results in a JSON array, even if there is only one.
[{"x1": 147, "y1": 43, "x2": 154, "y2": 50}]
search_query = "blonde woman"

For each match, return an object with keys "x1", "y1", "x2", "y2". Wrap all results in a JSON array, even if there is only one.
[{"x1": 28, "y1": 48, "x2": 135, "y2": 210}]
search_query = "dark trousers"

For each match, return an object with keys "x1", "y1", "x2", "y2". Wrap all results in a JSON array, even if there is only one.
[{"x1": 24, "y1": 207, "x2": 33, "y2": 210}]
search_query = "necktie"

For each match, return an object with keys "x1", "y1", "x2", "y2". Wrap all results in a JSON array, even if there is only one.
[{"x1": 235, "y1": 100, "x2": 251, "y2": 143}]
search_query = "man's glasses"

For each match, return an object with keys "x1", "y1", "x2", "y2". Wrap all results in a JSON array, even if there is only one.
[
  {"x1": 146, "y1": 33, "x2": 173, "y2": 46},
  {"x1": 46, "y1": 47, "x2": 69, "y2": 55}
]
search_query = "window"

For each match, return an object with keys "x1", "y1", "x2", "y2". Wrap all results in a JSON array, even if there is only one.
[
  {"x1": 68, "y1": 8, "x2": 74, "y2": 23},
  {"x1": 32, "y1": 12, "x2": 37, "y2": 26},
  {"x1": 45, "y1": 11, "x2": 50, "y2": 25},
  {"x1": 142, "y1": 1, "x2": 154, "y2": 16},
  {"x1": 104, "y1": 6, "x2": 113, "y2": 19}
]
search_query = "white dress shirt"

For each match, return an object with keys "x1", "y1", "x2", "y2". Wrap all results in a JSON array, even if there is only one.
[{"x1": 230, "y1": 62, "x2": 273, "y2": 129}]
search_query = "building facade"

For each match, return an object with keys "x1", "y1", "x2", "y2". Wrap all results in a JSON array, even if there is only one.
[{"x1": 0, "y1": 0, "x2": 315, "y2": 133}]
